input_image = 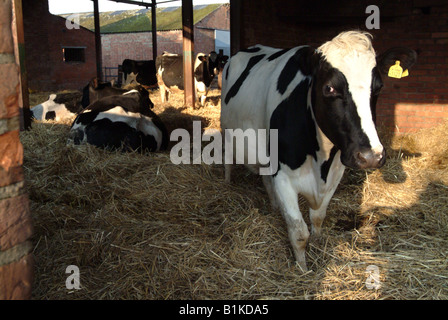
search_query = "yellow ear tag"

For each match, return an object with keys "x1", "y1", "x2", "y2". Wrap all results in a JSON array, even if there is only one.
[
  {"x1": 388, "y1": 61, "x2": 403, "y2": 79},
  {"x1": 401, "y1": 69, "x2": 409, "y2": 77}
]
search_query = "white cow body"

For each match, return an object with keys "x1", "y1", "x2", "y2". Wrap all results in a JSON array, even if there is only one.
[{"x1": 221, "y1": 31, "x2": 417, "y2": 270}]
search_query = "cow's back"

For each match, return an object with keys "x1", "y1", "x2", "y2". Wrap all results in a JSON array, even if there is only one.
[
  {"x1": 156, "y1": 54, "x2": 184, "y2": 89},
  {"x1": 221, "y1": 45, "x2": 310, "y2": 133}
]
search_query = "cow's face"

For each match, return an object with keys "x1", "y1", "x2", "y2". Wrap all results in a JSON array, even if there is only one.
[
  {"x1": 310, "y1": 32, "x2": 417, "y2": 169},
  {"x1": 195, "y1": 52, "x2": 229, "y2": 86}
]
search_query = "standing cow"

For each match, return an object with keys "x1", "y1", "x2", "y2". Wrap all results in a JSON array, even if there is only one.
[
  {"x1": 221, "y1": 31, "x2": 417, "y2": 271},
  {"x1": 156, "y1": 51, "x2": 227, "y2": 106}
]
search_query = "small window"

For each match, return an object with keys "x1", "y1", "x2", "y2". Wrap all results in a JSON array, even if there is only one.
[{"x1": 63, "y1": 47, "x2": 85, "y2": 63}]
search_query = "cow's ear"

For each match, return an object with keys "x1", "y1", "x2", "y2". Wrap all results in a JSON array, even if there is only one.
[
  {"x1": 209, "y1": 51, "x2": 218, "y2": 63},
  {"x1": 297, "y1": 46, "x2": 321, "y2": 76},
  {"x1": 376, "y1": 47, "x2": 417, "y2": 75}
]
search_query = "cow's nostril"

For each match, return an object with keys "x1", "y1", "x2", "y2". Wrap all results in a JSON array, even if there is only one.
[
  {"x1": 356, "y1": 152, "x2": 369, "y2": 166},
  {"x1": 356, "y1": 150, "x2": 385, "y2": 169}
]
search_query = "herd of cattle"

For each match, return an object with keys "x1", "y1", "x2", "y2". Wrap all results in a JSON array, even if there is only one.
[
  {"x1": 31, "y1": 31, "x2": 417, "y2": 270},
  {"x1": 31, "y1": 50, "x2": 228, "y2": 152}
]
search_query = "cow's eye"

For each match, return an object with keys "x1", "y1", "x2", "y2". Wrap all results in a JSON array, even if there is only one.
[{"x1": 323, "y1": 85, "x2": 337, "y2": 96}]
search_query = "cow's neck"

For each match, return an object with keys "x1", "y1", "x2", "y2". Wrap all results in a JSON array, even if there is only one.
[{"x1": 307, "y1": 85, "x2": 345, "y2": 184}]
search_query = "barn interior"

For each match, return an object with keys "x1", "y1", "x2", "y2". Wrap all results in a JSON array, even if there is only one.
[{"x1": 1, "y1": 0, "x2": 448, "y2": 301}]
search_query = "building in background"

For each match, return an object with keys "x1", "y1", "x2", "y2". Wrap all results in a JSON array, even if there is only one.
[
  {"x1": 68, "y1": 4, "x2": 230, "y2": 81},
  {"x1": 22, "y1": 0, "x2": 96, "y2": 91}
]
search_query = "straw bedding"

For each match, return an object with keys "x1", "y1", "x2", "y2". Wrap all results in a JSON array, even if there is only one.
[{"x1": 22, "y1": 89, "x2": 448, "y2": 300}]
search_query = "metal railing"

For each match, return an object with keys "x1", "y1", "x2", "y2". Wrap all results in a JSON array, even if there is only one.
[{"x1": 103, "y1": 66, "x2": 121, "y2": 85}]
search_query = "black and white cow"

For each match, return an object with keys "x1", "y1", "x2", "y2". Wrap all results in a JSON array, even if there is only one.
[
  {"x1": 221, "y1": 31, "x2": 417, "y2": 271},
  {"x1": 121, "y1": 59, "x2": 158, "y2": 88},
  {"x1": 82, "y1": 77, "x2": 129, "y2": 109},
  {"x1": 155, "y1": 51, "x2": 227, "y2": 106},
  {"x1": 31, "y1": 92, "x2": 83, "y2": 122},
  {"x1": 69, "y1": 86, "x2": 168, "y2": 153}
]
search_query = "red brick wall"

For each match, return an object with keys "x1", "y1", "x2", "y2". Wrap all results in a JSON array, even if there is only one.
[
  {"x1": 0, "y1": 0, "x2": 33, "y2": 300},
  {"x1": 23, "y1": 0, "x2": 96, "y2": 92},
  {"x1": 236, "y1": 0, "x2": 448, "y2": 133},
  {"x1": 101, "y1": 30, "x2": 183, "y2": 69}
]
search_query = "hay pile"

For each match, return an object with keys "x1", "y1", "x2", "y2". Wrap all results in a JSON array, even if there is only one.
[{"x1": 21, "y1": 90, "x2": 448, "y2": 300}]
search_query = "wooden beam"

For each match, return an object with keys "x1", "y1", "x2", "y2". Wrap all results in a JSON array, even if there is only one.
[
  {"x1": 93, "y1": 0, "x2": 102, "y2": 80},
  {"x1": 151, "y1": 0, "x2": 157, "y2": 60},
  {"x1": 107, "y1": 0, "x2": 155, "y2": 7},
  {"x1": 182, "y1": 0, "x2": 195, "y2": 108},
  {"x1": 230, "y1": 0, "x2": 242, "y2": 56},
  {"x1": 13, "y1": 0, "x2": 31, "y2": 130}
]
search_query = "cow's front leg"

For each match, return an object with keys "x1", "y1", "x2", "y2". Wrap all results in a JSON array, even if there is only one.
[
  {"x1": 159, "y1": 84, "x2": 166, "y2": 102},
  {"x1": 310, "y1": 164, "x2": 345, "y2": 238},
  {"x1": 273, "y1": 172, "x2": 309, "y2": 272},
  {"x1": 310, "y1": 205, "x2": 328, "y2": 237},
  {"x1": 262, "y1": 175, "x2": 279, "y2": 211}
]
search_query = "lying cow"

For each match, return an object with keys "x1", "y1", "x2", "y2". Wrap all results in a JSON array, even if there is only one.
[
  {"x1": 31, "y1": 91, "x2": 83, "y2": 122},
  {"x1": 121, "y1": 59, "x2": 158, "y2": 88},
  {"x1": 69, "y1": 86, "x2": 168, "y2": 153},
  {"x1": 156, "y1": 51, "x2": 227, "y2": 106},
  {"x1": 82, "y1": 77, "x2": 129, "y2": 109},
  {"x1": 221, "y1": 31, "x2": 417, "y2": 271}
]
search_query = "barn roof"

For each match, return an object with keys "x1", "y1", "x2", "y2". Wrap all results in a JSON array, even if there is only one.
[{"x1": 59, "y1": 3, "x2": 224, "y2": 34}]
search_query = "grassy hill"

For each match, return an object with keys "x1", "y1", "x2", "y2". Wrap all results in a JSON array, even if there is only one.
[{"x1": 60, "y1": 4, "x2": 223, "y2": 33}]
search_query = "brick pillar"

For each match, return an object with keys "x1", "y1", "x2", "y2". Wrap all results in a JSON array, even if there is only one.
[{"x1": 0, "y1": 0, "x2": 33, "y2": 300}]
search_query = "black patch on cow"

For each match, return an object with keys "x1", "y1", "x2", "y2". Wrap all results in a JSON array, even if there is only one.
[
  {"x1": 72, "y1": 128, "x2": 84, "y2": 145},
  {"x1": 370, "y1": 67, "x2": 383, "y2": 124},
  {"x1": 82, "y1": 84, "x2": 91, "y2": 109},
  {"x1": 122, "y1": 59, "x2": 157, "y2": 87},
  {"x1": 277, "y1": 47, "x2": 314, "y2": 95},
  {"x1": 320, "y1": 146, "x2": 338, "y2": 183},
  {"x1": 268, "y1": 48, "x2": 291, "y2": 61},
  {"x1": 240, "y1": 47, "x2": 261, "y2": 53},
  {"x1": 84, "y1": 118, "x2": 158, "y2": 153},
  {"x1": 53, "y1": 92, "x2": 84, "y2": 113},
  {"x1": 45, "y1": 111, "x2": 56, "y2": 121},
  {"x1": 224, "y1": 54, "x2": 265, "y2": 104},
  {"x1": 269, "y1": 79, "x2": 319, "y2": 175},
  {"x1": 73, "y1": 110, "x2": 100, "y2": 126}
]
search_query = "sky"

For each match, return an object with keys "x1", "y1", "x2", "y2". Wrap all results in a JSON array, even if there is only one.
[{"x1": 48, "y1": 0, "x2": 228, "y2": 14}]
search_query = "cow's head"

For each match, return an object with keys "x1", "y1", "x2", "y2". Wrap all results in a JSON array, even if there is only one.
[
  {"x1": 135, "y1": 85, "x2": 154, "y2": 110},
  {"x1": 194, "y1": 51, "x2": 229, "y2": 86},
  {"x1": 306, "y1": 31, "x2": 417, "y2": 169}
]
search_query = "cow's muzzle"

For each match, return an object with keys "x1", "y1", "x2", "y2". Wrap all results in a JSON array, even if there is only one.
[{"x1": 354, "y1": 148, "x2": 386, "y2": 169}]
